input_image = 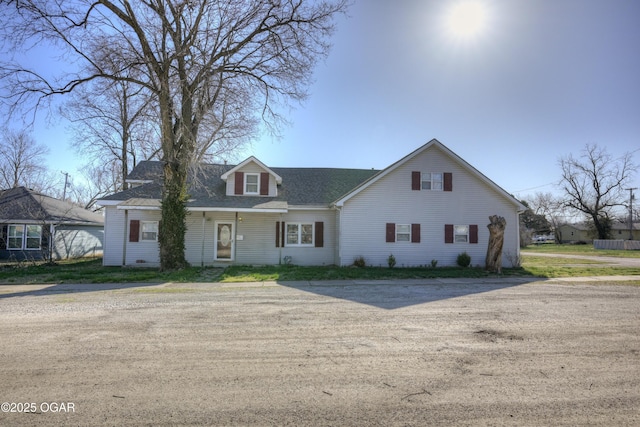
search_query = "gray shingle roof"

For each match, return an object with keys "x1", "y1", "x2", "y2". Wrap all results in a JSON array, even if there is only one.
[
  {"x1": 100, "y1": 160, "x2": 380, "y2": 208},
  {"x1": 0, "y1": 187, "x2": 104, "y2": 224}
]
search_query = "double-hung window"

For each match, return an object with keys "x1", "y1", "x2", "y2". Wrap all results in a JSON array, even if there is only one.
[
  {"x1": 8, "y1": 225, "x2": 24, "y2": 249},
  {"x1": 26, "y1": 225, "x2": 42, "y2": 248},
  {"x1": 421, "y1": 173, "x2": 443, "y2": 190},
  {"x1": 454, "y1": 225, "x2": 469, "y2": 243},
  {"x1": 396, "y1": 224, "x2": 411, "y2": 242},
  {"x1": 245, "y1": 173, "x2": 259, "y2": 194},
  {"x1": 286, "y1": 223, "x2": 314, "y2": 246},
  {"x1": 141, "y1": 221, "x2": 159, "y2": 241},
  {"x1": 7, "y1": 224, "x2": 41, "y2": 250}
]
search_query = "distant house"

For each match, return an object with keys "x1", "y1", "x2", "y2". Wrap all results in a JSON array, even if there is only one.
[
  {"x1": 558, "y1": 221, "x2": 640, "y2": 243},
  {"x1": 0, "y1": 187, "x2": 104, "y2": 261},
  {"x1": 98, "y1": 139, "x2": 526, "y2": 268},
  {"x1": 557, "y1": 223, "x2": 591, "y2": 243}
]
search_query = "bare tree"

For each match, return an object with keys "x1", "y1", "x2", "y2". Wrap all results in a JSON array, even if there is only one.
[
  {"x1": 0, "y1": 128, "x2": 51, "y2": 191},
  {"x1": 527, "y1": 192, "x2": 569, "y2": 243},
  {"x1": 559, "y1": 144, "x2": 636, "y2": 240},
  {"x1": 62, "y1": 79, "x2": 160, "y2": 191},
  {"x1": 0, "y1": 0, "x2": 348, "y2": 270},
  {"x1": 67, "y1": 163, "x2": 122, "y2": 210}
]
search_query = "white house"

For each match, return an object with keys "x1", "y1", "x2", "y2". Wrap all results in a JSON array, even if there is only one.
[{"x1": 97, "y1": 139, "x2": 526, "y2": 268}]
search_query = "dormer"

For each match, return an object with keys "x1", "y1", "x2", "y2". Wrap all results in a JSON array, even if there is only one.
[{"x1": 220, "y1": 156, "x2": 282, "y2": 197}]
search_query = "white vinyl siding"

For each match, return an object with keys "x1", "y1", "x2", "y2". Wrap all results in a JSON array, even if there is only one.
[
  {"x1": 226, "y1": 161, "x2": 277, "y2": 196},
  {"x1": 103, "y1": 207, "x2": 125, "y2": 266},
  {"x1": 278, "y1": 210, "x2": 336, "y2": 266},
  {"x1": 339, "y1": 145, "x2": 520, "y2": 268},
  {"x1": 52, "y1": 225, "x2": 103, "y2": 259}
]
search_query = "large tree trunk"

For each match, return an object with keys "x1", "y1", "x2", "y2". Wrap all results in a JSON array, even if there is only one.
[
  {"x1": 486, "y1": 215, "x2": 506, "y2": 273},
  {"x1": 159, "y1": 160, "x2": 189, "y2": 270},
  {"x1": 158, "y1": 84, "x2": 189, "y2": 271}
]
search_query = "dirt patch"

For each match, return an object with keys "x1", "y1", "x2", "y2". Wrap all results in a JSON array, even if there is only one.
[{"x1": 0, "y1": 280, "x2": 638, "y2": 426}]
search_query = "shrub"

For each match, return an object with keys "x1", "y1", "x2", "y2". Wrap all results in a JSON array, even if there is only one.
[
  {"x1": 430, "y1": 259, "x2": 438, "y2": 268},
  {"x1": 456, "y1": 252, "x2": 471, "y2": 267},
  {"x1": 353, "y1": 256, "x2": 366, "y2": 268},
  {"x1": 387, "y1": 254, "x2": 396, "y2": 269}
]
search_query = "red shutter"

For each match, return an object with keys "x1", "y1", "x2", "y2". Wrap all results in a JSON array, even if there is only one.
[
  {"x1": 411, "y1": 224, "x2": 421, "y2": 243},
  {"x1": 444, "y1": 224, "x2": 454, "y2": 244},
  {"x1": 275, "y1": 221, "x2": 280, "y2": 247},
  {"x1": 260, "y1": 172, "x2": 269, "y2": 196},
  {"x1": 470, "y1": 224, "x2": 478, "y2": 244},
  {"x1": 129, "y1": 220, "x2": 140, "y2": 242},
  {"x1": 411, "y1": 171, "x2": 421, "y2": 190},
  {"x1": 444, "y1": 173, "x2": 453, "y2": 192},
  {"x1": 234, "y1": 171, "x2": 244, "y2": 195},
  {"x1": 315, "y1": 222, "x2": 324, "y2": 247},
  {"x1": 386, "y1": 223, "x2": 396, "y2": 243}
]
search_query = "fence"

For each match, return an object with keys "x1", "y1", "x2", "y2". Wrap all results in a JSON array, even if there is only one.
[{"x1": 593, "y1": 239, "x2": 640, "y2": 250}]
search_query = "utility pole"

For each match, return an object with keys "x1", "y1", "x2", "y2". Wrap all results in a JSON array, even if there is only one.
[
  {"x1": 61, "y1": 172, "x2": 70, "y2": 201},
  {"x1": 625, "y1": 187, "x2": 637, "y2": 240}
]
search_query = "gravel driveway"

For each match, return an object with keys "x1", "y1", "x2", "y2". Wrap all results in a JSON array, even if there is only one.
[{"x1": 1, "y1": 278, "x2": 638, "y2": 426}]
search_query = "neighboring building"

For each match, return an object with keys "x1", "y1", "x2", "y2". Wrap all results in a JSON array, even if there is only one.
[
  {"x1": 0, "y1": 187, "x2": 104, "y2": 261},
  {"x1": 97, "y1": 139, "x2": 526, "y2": 268},
  {"x1": 558, "y1": 221, "x2": 640, "y2": 243}
]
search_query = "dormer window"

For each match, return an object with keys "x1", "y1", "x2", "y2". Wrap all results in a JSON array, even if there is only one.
[
  {"x1": 245, "y1": 173, "x2": 259, "y2": 194},
  {"x1": 222, "y1": 156, "x2": 282, "y2": 197}
]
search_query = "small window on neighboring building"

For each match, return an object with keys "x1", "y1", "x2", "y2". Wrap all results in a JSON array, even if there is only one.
[
  {"x1": 141, "y1": 221, "x2": 159, "y2": 241},
  {"x1": 26, "y1": 225, "x2": 42, "y2": 249},
  {"x1": 7, "y1": 224, "x2": 41, "y2": 250},
  {"x1": 421, "y1": 173, "x2": 443, "y2": 190},
  {"x1": 454, "y1": 225, "x2": 469, "y2": 243},
  {"x1": 8, "y1": 224, "x2": 24, "y2": 249},
  {"x1": 245, "y1": 173, "x2": 259, "y2": 194}
]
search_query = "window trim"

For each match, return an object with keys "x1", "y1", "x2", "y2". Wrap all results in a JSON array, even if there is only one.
[
  {"x1": 7, "y1": 224, "x2": 42, "y2": 250},
  {"x1": 244, "y1": 173, "x2": 260, "y2": 195},
  {"x1": 285, "y1": 222, "x2": 314, "y2": 247},
  {"x1": 421, "y1": 172, "x2": 443, "y2": 191},
  {"x1": 396, "y1": 224, "x2": 411, "y2": 242},
  {"x1": 7, "y1": 224, "x2": 24, "y2": 249},
  {"x1": 454, "y1": 225, "x2": 469, "y2": 243},
  {"x1": 26, "y1": 225, "x2": 42, "y2": 249},
  {"x1": 140, "y1": 221, "x2": 159, "y2": 242}
]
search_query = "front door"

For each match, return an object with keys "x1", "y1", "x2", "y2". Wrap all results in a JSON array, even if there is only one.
[{"x1": 215, "y1": 222, "x2": 234, "y2": 261}]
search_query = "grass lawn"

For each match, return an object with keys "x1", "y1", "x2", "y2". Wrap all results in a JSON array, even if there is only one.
[
  {"x1": 0, "y1": 244, "x2": 638, "y2": 285},
  {"x1": 523, "y1": 243, "x2": 640, "y2": 258},
  {"x1": 0, "y1": 258, "x2": 217, "y2": 285}
]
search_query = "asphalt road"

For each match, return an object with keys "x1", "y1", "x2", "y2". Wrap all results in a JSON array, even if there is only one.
[{"x1": 0, "y1": 278, "x2": 638, "y2": 426}]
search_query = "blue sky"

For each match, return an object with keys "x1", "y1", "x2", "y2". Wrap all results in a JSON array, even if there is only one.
[{"x1": 33, "y1": 0, "x2": 640, "y2": 201}]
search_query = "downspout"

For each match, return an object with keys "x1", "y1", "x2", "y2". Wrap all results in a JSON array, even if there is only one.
[
  {"x1": 234, "y1": 211, "x2": 239, "y2": 262},
  {"x1": 49, "y1": 224, "x2": 55, "y2": 262},
  {"x1": 122, "y1": 209, "x2": 128, "y2": 266},
  {"x1": 279, "y1": 213, "x2": 283, "y2": 265},
  {"x1": 336, "y1": 206, "x2": 343, "y2": 266},
  {"x1": 201, "y1": 211, "x2": 206, "y2": 267}
]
